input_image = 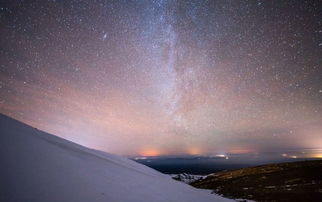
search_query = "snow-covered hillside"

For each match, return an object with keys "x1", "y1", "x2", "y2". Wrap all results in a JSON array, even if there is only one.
[{"x1": 0, "y1": 114, "x2": 231, "y2": 202}]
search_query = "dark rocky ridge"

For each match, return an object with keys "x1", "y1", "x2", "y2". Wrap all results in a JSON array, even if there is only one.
[{"x1": 191, "y1": 160, "x2": 322, "y2": 202}]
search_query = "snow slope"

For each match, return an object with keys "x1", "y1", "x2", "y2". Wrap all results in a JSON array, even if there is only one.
[{"x1": 0, "y1": 114, "x2": 232, "y2": 202}]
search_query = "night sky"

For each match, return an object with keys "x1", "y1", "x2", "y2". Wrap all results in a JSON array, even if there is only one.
[{"x1": 1, "y1": 0, "x2": 321, "y2": 157}]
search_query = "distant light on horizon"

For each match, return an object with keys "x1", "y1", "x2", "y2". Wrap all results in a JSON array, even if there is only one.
[
  {"x1": 311, "y1": 154, "x2": 322, "y2": 158},
  {"x1": 139, "y1": 149, "x2": 161, "y2": 157},
  {"x1": 187, "y1": 147, "x2": 203, "y2": 156}
]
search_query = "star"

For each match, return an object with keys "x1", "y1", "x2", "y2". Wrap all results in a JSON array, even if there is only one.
[{"x1": 102, "y1": 33, "x2": 108, "y2": 41}]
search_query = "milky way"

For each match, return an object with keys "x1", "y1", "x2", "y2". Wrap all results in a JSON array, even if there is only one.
[{"x1": 0, "y1": 0, "x2": 321, "y2": 156}]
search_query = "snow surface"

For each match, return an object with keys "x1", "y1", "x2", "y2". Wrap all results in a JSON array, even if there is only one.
[
  {"x1": 170, "y1": 173, "x2": 207, "y2": 184},
  {"x1": 0, "y1": 114, "x2": 232, "y2": 202}
]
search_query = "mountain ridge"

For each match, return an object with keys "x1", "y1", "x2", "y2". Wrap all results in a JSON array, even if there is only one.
[{"x1": 192, "y1": 160, "x2": 322, "y2": 201}]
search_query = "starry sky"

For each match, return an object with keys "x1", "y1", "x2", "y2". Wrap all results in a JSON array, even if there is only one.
[{"x1": 1, "y1": 0, "x2": 322, "y2": 157}]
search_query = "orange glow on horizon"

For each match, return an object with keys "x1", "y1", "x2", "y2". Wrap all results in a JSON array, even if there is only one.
[
  {"x1": 228, "y1": 148, "x2": 254, "y2": 154},
  {"x1": 140, "y1": 149, "x2": 161, "y2": 157},
  {"x1": 311, "y1": 153, "x2": 322, "y2": 158},
  {"x1": 187, "y1": 147, "x2": 202, "y2": 155}
]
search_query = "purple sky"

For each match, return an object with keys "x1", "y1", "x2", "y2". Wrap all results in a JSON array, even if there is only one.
[{"x1": 1, "y1": 0, "x2": 322, "y2": 156}]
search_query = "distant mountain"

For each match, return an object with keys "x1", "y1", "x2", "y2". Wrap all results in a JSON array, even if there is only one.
[
  {"x1": 133, "y1": 156, "x2": 251, "y2": 175},
  {"x1": 0, "y1": 113, "x2": 232, "y2": 202},
  {"x1": 192, "y1": 160, "x2": 322, "y2": 202}
]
